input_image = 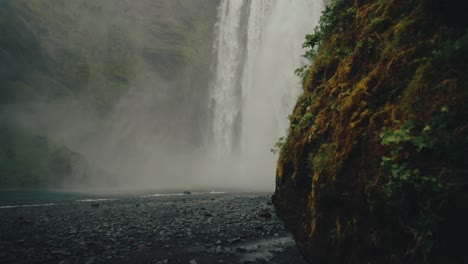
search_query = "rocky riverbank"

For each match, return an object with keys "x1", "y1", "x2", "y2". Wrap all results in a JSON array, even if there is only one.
[{"x1": 0, "y1": 192, "x2": 307, "y2": 264}]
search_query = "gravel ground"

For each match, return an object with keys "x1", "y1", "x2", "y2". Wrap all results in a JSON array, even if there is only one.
[{"x1": 0, "y1": 192, "x2": 308, "y2": 264}]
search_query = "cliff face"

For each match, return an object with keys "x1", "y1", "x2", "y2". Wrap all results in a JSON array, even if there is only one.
[
  {"x1": 0, "y1": 0, "x2": 219, "y2": 187},
  {"x1": 273, "y1": 0, "x2": 467, "y2": 263}
]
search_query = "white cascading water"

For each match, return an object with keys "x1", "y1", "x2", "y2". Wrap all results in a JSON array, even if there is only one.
[
  {"x1": 209, "y1": 0, "x2": 325, "y2": 188},
  {"x1": 209, "y1": 1, "x2": 246, "y2": 155}
]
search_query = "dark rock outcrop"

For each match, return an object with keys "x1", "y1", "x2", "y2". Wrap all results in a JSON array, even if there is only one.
[{"x1": 273, "y1": 0, "x2": 467, "y2": 263}]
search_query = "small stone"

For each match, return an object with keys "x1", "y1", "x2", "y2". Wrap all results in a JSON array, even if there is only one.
[
  {"x1": 51, "y1": 249, "x2": 70, "y2": 256},
  {"x1": 215, "y1": 246, "x2": 224, "y2": 255},
  {"x1": 85, "y1": 257, "x2": 96, "y2": 264},
  {"x1": 189, "y1": 259, "x2": 197, "y2": 264},
  {"x1": 91, "y1": 203, "x2": 100, "y2": 208},
  {"x1": 136, "y1": 244, "x2": 145, "y2": 251},
  {"x1": 19, "y1": 219, "x2": 33, "y2": 225},
  {"x1": 183, "y1": 191, "x2": 192, "y2": 195},
  {"x1": 235, "y1": 247, "x2": 247, "y2": 253},
  {"x1": 257, "y1": 209, "x2": 272, "y2": 219},
  {"x1": 86, "y1": 241, "x2": 98, "y2": 247},
  {"x1": 227, "y1": 237, "x2": 241, "y2": 244}
]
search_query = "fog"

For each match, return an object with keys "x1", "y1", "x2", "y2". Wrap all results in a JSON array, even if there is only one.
[{"x1": 4, "y1": 0, "x2": 325, "y2": 191}]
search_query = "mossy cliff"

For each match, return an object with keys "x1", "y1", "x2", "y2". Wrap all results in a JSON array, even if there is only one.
[{"x1": 273, "y1": 0, "x2": 467, "y2": 263}]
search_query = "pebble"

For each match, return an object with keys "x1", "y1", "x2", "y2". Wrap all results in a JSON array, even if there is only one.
[
  {"x1": 228, "y1": 237, "x2": 241, "y2": 243},
  {"x1": 0, "y1": 193, "x2": 305, "y2": 263},
  {"x1": 258, "y1": 209, "x2": 272, "y2": 219}
]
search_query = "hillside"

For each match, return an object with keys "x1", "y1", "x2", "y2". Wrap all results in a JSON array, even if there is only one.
[
  {"x1": 273, "y1": 0, "x2": 467, "y2": 263},
  {"x1": 0, "y1": 0, "x2": 219, "y2": 187}
]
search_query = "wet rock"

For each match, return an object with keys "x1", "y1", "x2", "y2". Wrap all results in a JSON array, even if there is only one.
[
  {"x1": 153, "y1": 259, "x2": 170, "y2": 264},
  {"x1": 50, "y1": 249, "x2": 70, "y2": 256},
  {"x1": 254, "y1": 258, "x2": 269, "y2": 264},
  {"x1": 183, "y1": 191, "x2": 192, "y2": 195},
  {"x1": 227, "y1": 237, "x2": 241, "y2": 244},
  {"x1": 189, "y1": 259, "x2": 198, "y2": 264},
  {"x1": 18, "y1": 218, "x2": 33, "y2": 225},
  {"x1": 257, "y1": 209, "x2": 272, "y2": 219},
  {"x1": 85, "y1": 241, "x2": 98, "y2": 247},
  {"x1": 90, "y1": 203, "x2": 100, "y2": 208},
  {"x1": 85, "y1": 257, "x2": 96, "y2": 264},
  {"x1": 203, "y1": 212, "x2": 212, "y2": 217},
  {"x1": 215, "y1": 246, "x2": 224, "y2": 255},
  {"x1": 235, "y1": 247, "x2": 247, "y2": 253}
]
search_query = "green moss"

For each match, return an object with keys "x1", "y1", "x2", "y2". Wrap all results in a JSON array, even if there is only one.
[{"x1": 310, "y1": 143, "x2": 336, "y2": 174}]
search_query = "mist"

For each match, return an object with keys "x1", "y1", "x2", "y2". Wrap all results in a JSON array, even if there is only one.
[
  {"x1": 208, "y1": 0, "x2": 325, "y2": 190},
  {"x1": 2, "y1": 0, "x2": 325, "y2": 191}
]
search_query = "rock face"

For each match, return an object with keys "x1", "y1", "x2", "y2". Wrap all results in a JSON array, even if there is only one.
[{"x1": 273, "y1": 0, "x2": 467, "y2": 263}]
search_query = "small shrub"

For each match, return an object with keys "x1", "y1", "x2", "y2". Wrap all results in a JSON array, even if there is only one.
[
  {"x1": 295, "y1": 0, "x2": 347, "y2": 80},
  {"x1": 271, "y1": 136, "x2": 286, "y2": 154},
  {"x1": 380, "y1": 118, "x2": 444, "y2": 198}
]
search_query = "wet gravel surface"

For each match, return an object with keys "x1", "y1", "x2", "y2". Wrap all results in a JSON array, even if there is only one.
[{"x1": 0, "y1": 192, "x2": 307, "y2": 264}]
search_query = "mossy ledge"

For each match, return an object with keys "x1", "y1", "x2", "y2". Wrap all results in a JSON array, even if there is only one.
[{"x1": 273, "y1": 0, "x2": 467, "y2": 263}]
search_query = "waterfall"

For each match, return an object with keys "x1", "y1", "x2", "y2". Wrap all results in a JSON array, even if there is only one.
[
  {"x1": 209, "y1": 0, "x2": 325, "y2": 188},
  {"x1": 209, "y1": 1, "x2": 246, "y2": 155}
]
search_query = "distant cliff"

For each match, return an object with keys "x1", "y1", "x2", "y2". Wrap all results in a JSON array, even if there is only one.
[
  {"x1": 273, "y1": 0, "x2": 467, "y2": 263},
  {"x1": 0, "y1": 0, "x2": 219, "y2": 187}
]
